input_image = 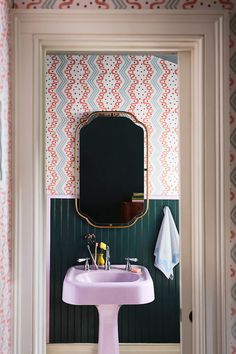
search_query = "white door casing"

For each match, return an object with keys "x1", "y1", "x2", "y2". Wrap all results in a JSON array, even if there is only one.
[{"x1": 12, "y1": 10, "x2": 230, "y2": 354}]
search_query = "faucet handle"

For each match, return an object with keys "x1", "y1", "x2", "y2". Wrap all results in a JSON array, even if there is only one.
[
  {"x1": 125, "y1": 257, "x2": 138, "y2": 271},
  {"x1": 126, "y1": 257, "x2": 138, "y2": 262},
  {"x1": 77, "y1": 257, "x2": 90, "y2": 271}
]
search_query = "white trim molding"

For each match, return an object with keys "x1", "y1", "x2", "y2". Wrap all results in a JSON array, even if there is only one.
[
  {"x1": 12, "y1": 10, "x2": 230, "y2": 354},
  {"x1": 46, "y1": 343, "x2": 180, "y2": 354}
]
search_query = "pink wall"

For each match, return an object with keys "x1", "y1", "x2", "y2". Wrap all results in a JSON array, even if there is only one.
[
  {"x1": 0, "y1": 0, "x2": 233, "y2": 353},
  {"x1": 0, "y1": 0, "x2": 12, "y2": 353}
]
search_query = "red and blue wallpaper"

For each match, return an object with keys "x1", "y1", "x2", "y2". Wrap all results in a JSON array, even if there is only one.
[
  {"x1": 0, "y1": 1, "x2": 234, "y2": 353},
  {"x1": 45, "y1": 54, "x2": 179, "y2": 198},
  {"x1": 13, "y1": 0, "x2": 234, "y2": 10},
  {"x1": 0, "y1": 0, "x2": 11, "y2": 353}
]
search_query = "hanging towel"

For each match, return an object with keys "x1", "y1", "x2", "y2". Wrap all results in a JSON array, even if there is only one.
[{"x1": 154, "y1": 206, "x2": 179, "y2": 280}]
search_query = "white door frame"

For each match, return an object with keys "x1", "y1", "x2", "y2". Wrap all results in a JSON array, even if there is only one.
[{"x1": 12, "y1": 10, "x2": 230, "y2": 354}]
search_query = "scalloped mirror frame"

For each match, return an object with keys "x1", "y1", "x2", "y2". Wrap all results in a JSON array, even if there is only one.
[
  {"x1": 74, "y1": 110, "x2": 149, "y2": 228},
  {"x1": 13, "y1": 10, "x2": 229, "y2": 354}
]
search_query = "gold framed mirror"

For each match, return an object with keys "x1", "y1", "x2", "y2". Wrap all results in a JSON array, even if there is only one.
[{"x1": 75, "y1": 111, "x2": 149, "y2": 228}]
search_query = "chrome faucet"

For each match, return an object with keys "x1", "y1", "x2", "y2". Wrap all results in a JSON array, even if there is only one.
[
  {"x1": 125, "y1": 257, "x2": 138, "y2": 271},
  {"x1": 104, "y1": 246, "x2": 111, "y2": 270},
  {"x1": 77, "y1": 257, "x2": 90, "y2": 271}
]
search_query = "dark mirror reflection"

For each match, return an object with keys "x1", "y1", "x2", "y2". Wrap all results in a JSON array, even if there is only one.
[{"x1": 76, "y1": 112, "x2": 148, "y2": 227}]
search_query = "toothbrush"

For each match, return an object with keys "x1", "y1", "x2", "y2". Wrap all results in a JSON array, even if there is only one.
[{"x1": 87, "y1": 245, "x2": 98, "y2": 270}]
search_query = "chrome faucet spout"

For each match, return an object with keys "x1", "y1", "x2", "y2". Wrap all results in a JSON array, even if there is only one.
[{"x1": 104, "y1": 246, "x2": 111, "y2": 270}]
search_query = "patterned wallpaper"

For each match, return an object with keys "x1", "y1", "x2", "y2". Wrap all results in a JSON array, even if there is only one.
[
  {"x1": 3, "y1": 1, "x2": 234, "y2": 353},
  {"x1": 0, "y1": 1, "x2": 11, "y2": 354},
  {"x1": 12, "y1": 0, "x2": 234, "y2": 10},
  {"x1": 45, "y1": 54, "x2": 179, "y2": 198}
]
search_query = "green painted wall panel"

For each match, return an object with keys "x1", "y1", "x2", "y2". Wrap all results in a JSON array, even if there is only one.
[{"x1": 50, "y1": 199, "x2": 179, "y2": 343}]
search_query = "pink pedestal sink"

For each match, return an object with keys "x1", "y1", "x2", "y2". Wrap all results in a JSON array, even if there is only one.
[{"x1": 62, "y1": 265, "x2": 155, "y2": 354}]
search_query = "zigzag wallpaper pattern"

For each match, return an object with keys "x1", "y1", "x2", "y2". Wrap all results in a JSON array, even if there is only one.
[
  {"x1": 0, "y1": 1, "x2": 232, "y2": 353},
  {"x1": 45, "y1": 54, "x2": 179, "y2": 197}
]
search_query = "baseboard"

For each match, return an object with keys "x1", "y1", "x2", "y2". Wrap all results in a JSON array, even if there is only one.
[{"x1": 47, "y1": 343, "x2": 180, "y2": 354}]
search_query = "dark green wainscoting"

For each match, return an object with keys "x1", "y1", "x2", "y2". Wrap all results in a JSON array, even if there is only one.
[{"x1": 50, "y1": 199, "x2": 179, "y2": 343}]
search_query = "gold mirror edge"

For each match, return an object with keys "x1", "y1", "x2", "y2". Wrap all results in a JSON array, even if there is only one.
[{"x1": 74, "y1": 199, "x2": 149, "y2": 229}]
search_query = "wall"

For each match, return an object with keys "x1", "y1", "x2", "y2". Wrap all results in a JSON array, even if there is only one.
[
  {"x1": 45, "y1": 54, "x2": 179, "y2": 198},
  {"x1": 50, "y1": 199, "x2": 180, "y2": 343},
  {"x1": 9, "y1": 1, "x2": 236, "y2": 353},
  {"x1": 0, "y1": 1, "x2": 11, "y2": 353}
]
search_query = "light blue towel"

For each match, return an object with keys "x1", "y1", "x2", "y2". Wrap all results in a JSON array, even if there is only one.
[{"x1": 154, "y1": 206, "x2": 179, "y2": 280}]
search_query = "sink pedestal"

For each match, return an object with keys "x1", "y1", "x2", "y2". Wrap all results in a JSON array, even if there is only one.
[
  {"x1": 96, "y1": 305, "x2": 121, "y2": 354},
  {"x1": 63, "y1": 265, "x2": 155, "y2": 354}
]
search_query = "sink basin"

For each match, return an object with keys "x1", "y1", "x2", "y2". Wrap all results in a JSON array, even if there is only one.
[
  {"x1": 62, "y1": 265, "x2": 154, "y2": 305},
  {"x1": 75, "y1": 270, "x2": 139, "y2": 283},
  {"x1": 62, "y1": 265, "x2": 155, "y2": 354}
]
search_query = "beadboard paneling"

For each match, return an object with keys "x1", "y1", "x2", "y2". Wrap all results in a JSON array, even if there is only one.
[{"x1": 50, "y1": 199, "x2": 179, "y2": 343}]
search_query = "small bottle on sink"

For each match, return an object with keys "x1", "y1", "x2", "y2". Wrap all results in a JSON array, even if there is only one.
[{"x1": 97, "y1": 253, "x2": 105, "y2": 266}]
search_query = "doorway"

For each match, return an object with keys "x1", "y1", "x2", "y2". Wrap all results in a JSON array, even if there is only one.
[
  {"x1": 13, "y1": 10, "x2": 229, "y2": 354},
  {"x1": 46, "y1": 53, "x2": 180, "y2": 349}
]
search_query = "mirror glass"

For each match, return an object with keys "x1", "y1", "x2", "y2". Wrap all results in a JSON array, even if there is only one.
[{"x1": 75, "y1": 111, "x2": 148, "y2": 228}]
